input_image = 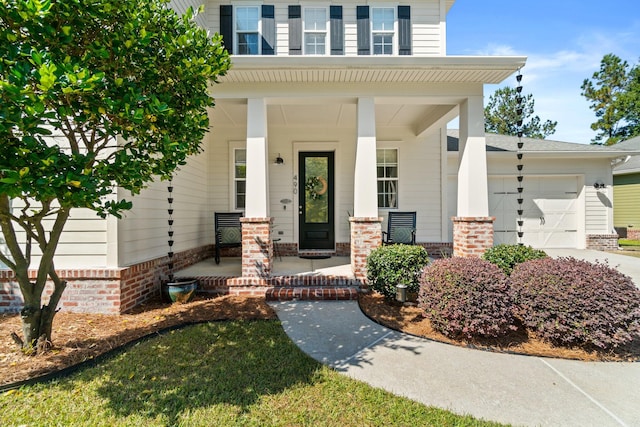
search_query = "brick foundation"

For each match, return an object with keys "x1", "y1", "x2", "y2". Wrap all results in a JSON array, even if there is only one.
[
  {"x1": 452, "y1": 217, "x2": 495, "y2": 258},
  {"x1": 419, "y1": 242, "x2": 453, "y2": 258},
  {"x1": 349, "y1": 217, "x2": 382, "y2": 281},
  {"x1": 628, "y1": 229, "x2": 640, "y2": 240},
  {"x1": 240, "y1": 217, "x2": 273, "y2": 279},
  {"x1": 0, "y1": 245, "x2": 213, "y2": 314},
  {"x1": 586, "y1": 234, "x2": 619, "y2": 251}
]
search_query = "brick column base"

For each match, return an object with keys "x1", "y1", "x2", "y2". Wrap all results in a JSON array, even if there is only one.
[
  {"x1": 349, "y1": 217, "x2": 382, "y2": 282},
  {"x1": 240, "y1": 217, "x2": 273, "y2": 279},
  {"x1": 586, "y1": 234, "x2": 619, "y2": 251},
  {"x1": 627, "y1": 229, "x2": 640, "y2": 240},
  {"x1": 452, "y1": 216, "x2": 495, "y2": 258}
]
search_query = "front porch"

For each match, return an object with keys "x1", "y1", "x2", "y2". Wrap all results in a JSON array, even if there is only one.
[{"x1": 175, "y1": 256, "x2": 360, "y2": 301}]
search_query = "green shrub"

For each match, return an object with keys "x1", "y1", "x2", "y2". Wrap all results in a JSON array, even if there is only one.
[
  {"x1": 366, "y1": 244, "x2": 430, "y2": 300},
  {"x1": 419, "y1": 257, "x2": 516, "y2": 339},
  {"x1": 510, "y1": 257, "x2": 640, "y2": 349},
  {"x1": 482, "y1": 244, "x2": 547, "y2": 275}
]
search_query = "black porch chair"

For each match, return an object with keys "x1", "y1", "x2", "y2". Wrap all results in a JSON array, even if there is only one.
[
  {"x1": 382, "y1": 211, "x2": 417, "y2": 245},
  {"x1": 214, "y1": 212, "x2": 243, "y2": 264}
]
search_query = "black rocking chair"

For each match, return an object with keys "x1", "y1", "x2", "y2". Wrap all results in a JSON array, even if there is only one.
[
  {"x1": 382, "y1": 211, "x2": 417, "y2": 245},
  {"x1": 214, "y1": 212, "x2": 243, "y2": 264}
]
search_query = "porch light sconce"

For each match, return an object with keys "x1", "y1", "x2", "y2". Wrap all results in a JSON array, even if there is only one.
[
  {"x1": 275, "y1": 154, "x2": 284, "y2": 165},
  {"x1": 594, "y1": 181, "x2": 606, "y2": 190}
]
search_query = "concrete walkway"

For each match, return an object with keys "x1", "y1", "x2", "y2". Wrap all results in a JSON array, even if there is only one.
[{"x1": 268, "y1": 250, "x2": 640, "y2": 427}]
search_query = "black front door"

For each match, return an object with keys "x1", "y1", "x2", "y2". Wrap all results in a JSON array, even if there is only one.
[{"x1": 299, "y1": 152, "x2": 335, "y2": 250}]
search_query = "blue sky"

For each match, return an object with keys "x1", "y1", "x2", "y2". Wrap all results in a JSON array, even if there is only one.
[{"x1": 446, "y1": 1, "x2": 640, "y2": 143}]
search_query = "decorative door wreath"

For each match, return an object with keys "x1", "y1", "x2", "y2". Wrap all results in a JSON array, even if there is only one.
[{"x1": 305, "y1": 176, "x2": 328, "y2": 200}]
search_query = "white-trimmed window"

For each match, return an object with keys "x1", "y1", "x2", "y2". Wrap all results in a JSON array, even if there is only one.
[
  {"x1": 304, "y1": 7, "x2": 328, "y2": 55},
  {"x1": 372, "y1": 7, "x2": 394, "y2": 55},
  {"x1": 235, "y1": 6, "x2": 260, "y2": 55},
  {"x1": 233, "y1": 148, "x2": 246, "y2": 210},
  {"x1": 377, "y1": 148, "x2": 398, "y2": 208}
]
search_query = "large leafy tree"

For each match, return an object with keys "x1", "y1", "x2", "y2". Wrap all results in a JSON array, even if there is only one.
[
  {"x1": 0, "y1": 0, "x2": 230, "y2": 353},
  {"x1": 581, "y1": 53, "x2": 640, "y2": 145},
  {"x1": 485, "y1": 86, "x2": 557, "y2": 139}
]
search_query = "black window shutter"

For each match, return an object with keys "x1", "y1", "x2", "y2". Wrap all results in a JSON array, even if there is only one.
[
  {"x1": 262, "y1": 5, "x2": 275, "y2": 55},
  {"x1": 330, "y1": 6, "x2": 344, "y2": 55},
  {"x1": 398, "y1": 6, "x2": 412, "y2": 55},
  {"x1": 220, "y1": 5, "x2": 233, "y2": 55},
  {"x1": 289, "y1": 6, "x2": 302, "y2": 55},
  {"x1": 356, "y1": 6, "x2": 370, "y2": 56}
]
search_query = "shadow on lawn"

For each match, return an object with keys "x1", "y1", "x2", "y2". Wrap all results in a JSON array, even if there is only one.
[{"x1": 68, "y1": 321, "x2": 319, "y2": 425}]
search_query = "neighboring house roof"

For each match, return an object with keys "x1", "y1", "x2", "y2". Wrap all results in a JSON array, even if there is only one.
[
  {"x1": 447, "y1": 130, "x2": 640, "y2": 159},
  {"x1": 613, "y1": 136, "x2": 640, "y2": 175}
]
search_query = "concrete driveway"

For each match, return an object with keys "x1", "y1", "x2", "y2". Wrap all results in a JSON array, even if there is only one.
[{"x1": 545, "y1": 249, "x2": 640, "y2": 287}]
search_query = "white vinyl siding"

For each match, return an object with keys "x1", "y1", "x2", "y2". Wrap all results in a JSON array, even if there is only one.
[
  {"x1": 206, "y1": 1, "x2": 445, "y2": 57},
  {"x1": 117, "y1": 132, "x2": 212, "y2": 266}
]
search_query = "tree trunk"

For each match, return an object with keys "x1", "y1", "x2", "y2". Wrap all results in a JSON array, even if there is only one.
[
  {"x1": 20, "y1": 303, "x2": 42, "y2": 353},
  {"x1": 18, "y1": 284, "x2": 64, "y2": 353}
]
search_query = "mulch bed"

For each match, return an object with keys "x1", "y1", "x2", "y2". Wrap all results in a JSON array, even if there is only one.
[
  {"x1": 2, "y1": 291, "x2": 639, "y2": 388},
  {"x1": 357, "y1": 292, "x2": 640, "y2": 363},
  {"x1": 0, "y1": 295, "x2": 276, "y2": 387}
]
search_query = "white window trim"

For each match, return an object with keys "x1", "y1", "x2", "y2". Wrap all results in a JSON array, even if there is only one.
[
  {"x1": 234, "y1": 5, "x2": 262, "y2": 55},
  {"x1": 228, "y1": 141, "x2": 246, "y2": 212},
  {"x1": 376, "y1": 145, "x2": 400, "y2": 210},
  {"x1": 302, "y1": 6, "x2": 330, "y2": 55},
  {"x1": 371, "y1": 6, "x2": 397, "y2": 56}
]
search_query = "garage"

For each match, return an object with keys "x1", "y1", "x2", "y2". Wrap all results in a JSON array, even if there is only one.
[{"x1": 489, "y1": 176, "x2": 579, "y2": 248}]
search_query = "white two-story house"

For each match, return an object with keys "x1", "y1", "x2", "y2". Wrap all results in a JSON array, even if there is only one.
[{"x1": 3, "y1": 1, "x2": 628, "y2": 314}]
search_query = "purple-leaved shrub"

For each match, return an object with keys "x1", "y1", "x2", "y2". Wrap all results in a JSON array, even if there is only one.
[
  {"x1": 418, "y1": 257, "x2": 516, "y2": 339},
  {"x1": 510, "y1": 257, "x2": 640, "y2": 349}
]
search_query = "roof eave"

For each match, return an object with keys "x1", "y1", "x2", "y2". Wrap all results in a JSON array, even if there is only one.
[{"x1": 221, "y1": 55, "x2": 527, "y2": 84}]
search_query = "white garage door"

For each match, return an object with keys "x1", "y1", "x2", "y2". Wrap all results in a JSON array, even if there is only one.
[{"x1": 489, "y1": 176, "x2": 578, "y2": 248}]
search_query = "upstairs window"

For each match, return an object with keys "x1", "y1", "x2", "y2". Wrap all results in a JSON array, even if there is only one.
[
  {"x1": 372, "y1": 8, "x2": 394, "y2": 55},
  {"x1": 304, "y1": 8, "x2": 328, "y2": 55},
  {"x1": 357, "y1": 6, "x2": 411, "y2": 56},
  {"x1": 220, "y1": 5, "x2": 275, "y2": 55},
  {"x1": 236, "y1": 6, "x2": 260, "y2": 55}
]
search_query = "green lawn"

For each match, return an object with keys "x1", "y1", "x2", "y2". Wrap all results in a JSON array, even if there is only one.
[
  {"x1": 619, "y1": 239, "x2": 640, "y2": 247},
  {"x1": 0, "y1": 321, "x2": 503, "y2": 426},
  {"x1": 616, "y1": 239, "x2": 640, "y2": 258}
]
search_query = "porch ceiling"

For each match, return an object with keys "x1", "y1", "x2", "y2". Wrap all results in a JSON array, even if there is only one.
[{"x1": 211, "y1": 101, "x2": 453, "y2": 132}]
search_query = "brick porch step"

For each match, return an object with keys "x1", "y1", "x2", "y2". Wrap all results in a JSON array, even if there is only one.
[{"x1": 265, "y1": 286, "x2": 359, "y2": 301}]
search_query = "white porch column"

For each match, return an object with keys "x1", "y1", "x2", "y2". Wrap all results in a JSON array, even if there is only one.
[
  {"x1": 454, "y1": 96, "x2": 494, "y2": 257},
  {"x1": 457, "y1": 96, "x2": 488, "y2": 216},
  {"x1": 245, "y1": 98, "x2": 269, "y2": 217},
  {"x1": 354, "y1": 97, "x2": 378, "y2": 217},
  {"x1": 351, "y1": 97, "x2": 382, "y2": 280},
  {"x1": 237, "y1": 97, "x2": 273, "y2": 281}
]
